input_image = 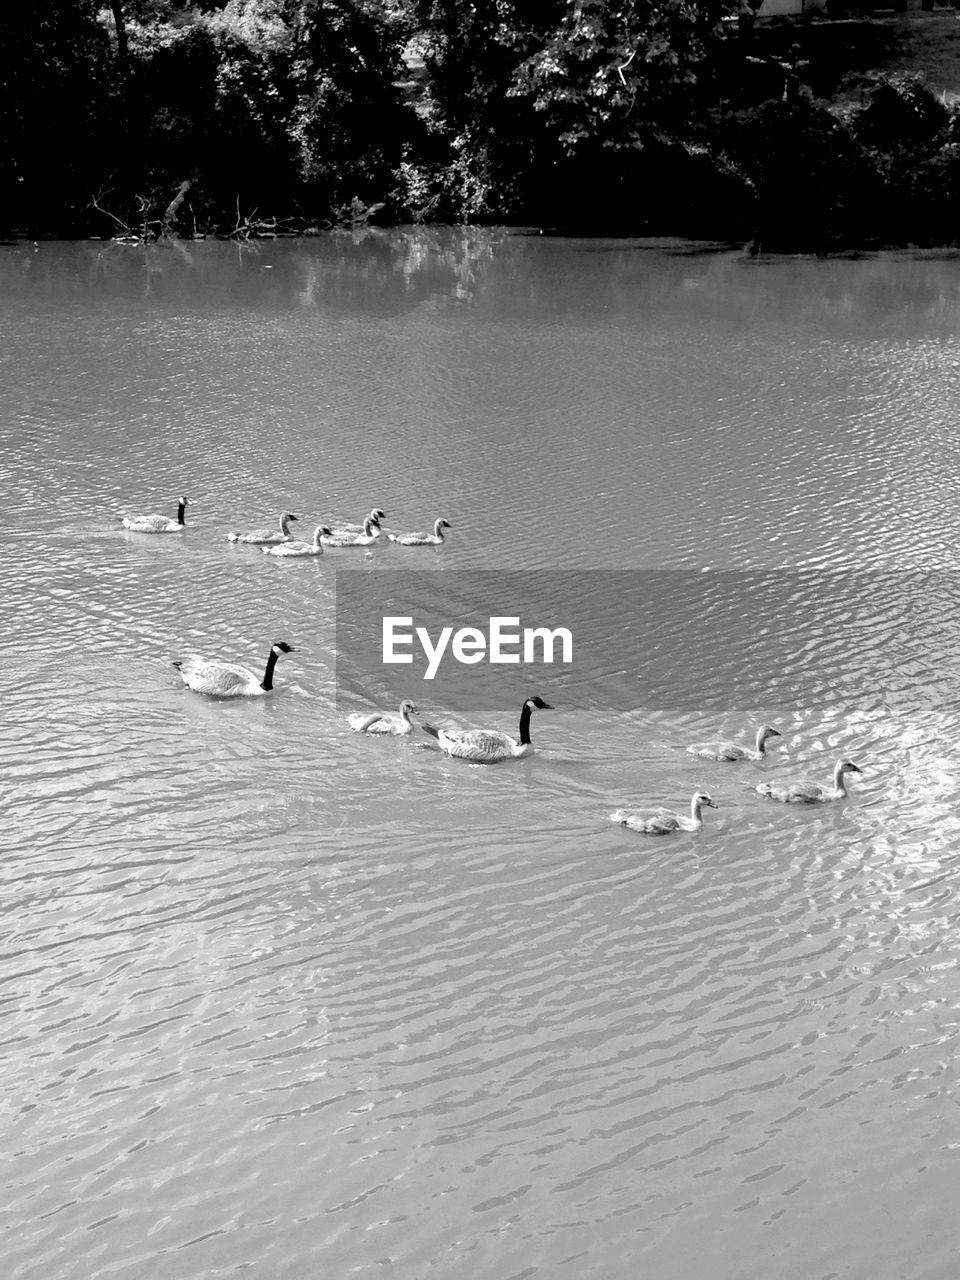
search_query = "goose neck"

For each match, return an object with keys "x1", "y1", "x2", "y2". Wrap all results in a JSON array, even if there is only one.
[
  {"x1": 260, "y1": 648, "x2": 280, "y2": 691},
  {"x1": 518, "y1": 702, "x2": 534, "y2": 745}
]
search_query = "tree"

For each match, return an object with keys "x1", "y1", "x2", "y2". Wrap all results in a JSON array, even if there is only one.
[
  {"x1": 286, "y1": 0, "x2": 413, "y2": 213},
  {"x1": 512, "y1": 0, "x2": 737, "y2": 156},
  {"x1": 0, "y1": 1, "x2": 115, "y2": 231}
]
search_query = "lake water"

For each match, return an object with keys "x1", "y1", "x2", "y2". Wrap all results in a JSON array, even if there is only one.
[{"x1": 3, "y1": 231, "x2": 960, "y2": 1279}]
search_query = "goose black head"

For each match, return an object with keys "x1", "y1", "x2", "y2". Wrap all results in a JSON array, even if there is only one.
[
  {"x1": 526, "y1": 696, "x2": 554, "y2": 711},
  {"x1": 273, "y1": 641, "x2": 295, "y2": 654}
]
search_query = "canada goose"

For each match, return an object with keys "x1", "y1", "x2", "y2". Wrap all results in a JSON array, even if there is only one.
[
  {"x1": 227, "y1": 511, "x2": 299, "y2": 544},
  {"x1": 422, "y1": 696, "x2": 553, "y2": 762},
  {"x1": 755, "y1": 758, "x2": 862, "y2": 803},
  {"x1": 330, "y1": 508, "x2": 386, "y2": 535},
  {"x1": 687, "y1": 724, "x2": 781, "y2": 762},
  {"x1": 348, "y1": 699, "x2": 419, "y2": 735},
  {"x1": 610, "y1": 791, "x2": 719, "y2": 835},
  {"x1": 121, "y1": 496, "x2": 188, "y2": 532},
  {"x1": 261, "y1": 525, "x2": 332, "y2": 557},
  {"x1": 173, "y1": 640, "x2": 295, "y2": 697},
  {"x1": 321, "y1": 516, "x2": 381, "y2": 547},
  {"x1": 387, "y1": 518, "x2": 451, "y2": 546}
]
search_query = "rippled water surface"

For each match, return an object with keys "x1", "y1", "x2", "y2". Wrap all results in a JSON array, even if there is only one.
[{"x1": 3, "y1": 232, "x2": 960, "y2": 1279}]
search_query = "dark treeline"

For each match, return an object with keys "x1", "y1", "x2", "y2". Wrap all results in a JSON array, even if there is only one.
[{"x1": 3, "y1": 0, "x2": 960, "y2": 249}]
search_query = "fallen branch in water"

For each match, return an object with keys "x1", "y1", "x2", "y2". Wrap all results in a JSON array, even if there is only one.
[
  {"x1": 90, "y1": 188, "x2": 134, "y2": 238},
  {"x1": 161, "y1": 179, "x2": 194, "y2": 237},
  {"x1": 229, "y1": 195, "x2": 278, "y2": 240},
  {"x1": 90, "y1": 189, "x2": 164, "y2": 243}
]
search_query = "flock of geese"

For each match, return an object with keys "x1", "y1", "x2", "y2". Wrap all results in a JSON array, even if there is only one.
[
  {"x1": 121, "y1": 498, "x2": 452, "y2": 548},
  {"x1": 121, "y1": 495, "x2": 863, "y2": 837}
]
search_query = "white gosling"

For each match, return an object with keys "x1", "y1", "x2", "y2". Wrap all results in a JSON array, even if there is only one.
[
  {"x1": 227, "y1": 511, "x2": 299, "y2": 544},
  {"x1": 755, "y1": 758, "x2": 862, "y2": 804},
  {"x1": 173, "y1": 640, "x2": 295, "y2": 697},
  {"x1": 422, "y1": 696, "x2": 553, "y2": 763},
  {"x1": 261, "y1": 525, "x2": 332, "y2": 557},
  {"x1": 330, "y1": 507, "x2": 386, "y2": 535},
  {"x1": 321, "y1": 516, "x2": 381, "y2": 547},
  {"x1": 121, "y1": 496, "x2": 188, "y2": 532},
  {"x1": 348, "y1": 699, "x2": 419, "y2": 735},
  {"x1": 611, "y1": 791, "x2": 719, "y2": 835},
  {"x1": 687, "y1": 724, "x2": 781, "y2": 762},
  {"x1": 387, "y1": 518, "x2": 451, "y2": 546}
]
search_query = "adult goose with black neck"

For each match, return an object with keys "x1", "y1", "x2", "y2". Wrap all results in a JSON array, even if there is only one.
[
  {"x1": 173, "y1": 641, "x2": 295, "y2": 697},
  {"x1": 422, "y1": 696, "x2": 554, "y2": 763},
  {"x1": 121, "y1": 496, "x2": 188, "y2": 533}
]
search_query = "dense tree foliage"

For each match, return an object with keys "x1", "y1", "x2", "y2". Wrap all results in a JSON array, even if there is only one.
[
  {"x1": 0, "y1": 2, "x2": 115, "y2": 232},
  {"x1": 2, "y1": 1, "x2": 960, "y2": 248}
]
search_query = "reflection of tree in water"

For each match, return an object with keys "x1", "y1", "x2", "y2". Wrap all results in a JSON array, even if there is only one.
[
  {"x1": 8, "y1": 236, "x2": 960, "y2": 328},
  {"x1": 293, "y1": 225, "x2": 506, "y2": 311},
  {"x1": 0, "y1": 229, "x2": 503, "y2": 312},
  {"x1": 291, "y1": 226, "x2": 495, "y2": 310},
  {"x1": 395, "y1": 226, "x2": 502, "y2": 302}
]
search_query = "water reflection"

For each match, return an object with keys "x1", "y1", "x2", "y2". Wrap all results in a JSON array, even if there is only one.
[{"x1": 8, "y1": 231, "x2": 960, "y2": 329}]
